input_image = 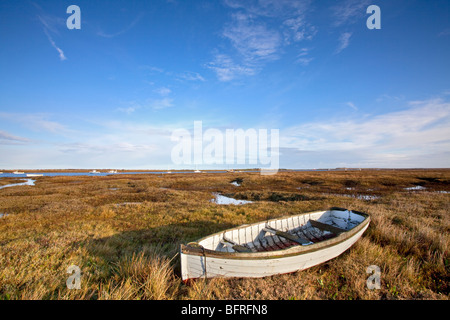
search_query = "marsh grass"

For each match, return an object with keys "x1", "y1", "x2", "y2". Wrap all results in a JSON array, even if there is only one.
[{"x1": 0, "y1": 169, "x2": 448, "y2": 300}]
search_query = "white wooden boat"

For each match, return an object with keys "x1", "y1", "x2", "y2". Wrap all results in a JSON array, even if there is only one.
[
  {"x1": 90, "y1": 170, "x2": 101, "y2": 174},
  {"x1": 12, "y1": 171, "x2": 25, "y2": 174},
  {"x1": 26, "y1": 174, "x2": 43, "y2": 177},
  {"x1": 180, "y1": 207, "x2": 370, "y2": 281}
]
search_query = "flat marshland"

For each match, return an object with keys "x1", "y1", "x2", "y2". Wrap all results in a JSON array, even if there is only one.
[{"x1": 0, "y1": 169, "x2": 448, "y2": 300}]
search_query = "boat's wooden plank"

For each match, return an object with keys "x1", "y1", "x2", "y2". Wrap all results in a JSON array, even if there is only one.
[
  {"x1": 292, "y1": 229, "x2": 311, "y2": 243},
  {"x1": 310, "y1": 220, "x2": 346, "y2": 234},
  {"x1": 263, "y1": 226, "x2": 311, "y2": 245},
  {"x1": 271, "y1": 236, "x2": 286, "y2": 250},
  {"x1": 255, "y1": 235, "x2": 273, "y2": 252},
  {"x1": 264, "y1": 234, "x2": 280, "y2": 250},
  {"x1": 300, "y1": 228, "x2": 320, "y2": 242}
]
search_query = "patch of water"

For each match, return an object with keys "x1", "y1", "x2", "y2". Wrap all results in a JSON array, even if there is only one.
[
  {"x1": 0, "y1": 213, "x2": 9, "y2": 218},
  {"x1": 114, "y1": 202, "x2": 143, "y2": 207},
  {"x1": 404, "y1": 186, "x2": 426, "y2": 191},
  {"x1": 230, "y1": 181, "x2": 241, "y2": 187},
  {"x1": 211, "y1": 193, "x2": 253, "y2": 205},
  {"x1": 0, "y1": 179, "x2": 35, "y2": 190},
  {"x1": 355, "y1": 194, "x2": 379, "y2": 200}
]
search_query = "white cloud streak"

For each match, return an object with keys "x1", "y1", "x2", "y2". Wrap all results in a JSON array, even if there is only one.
[
  {"x1": 331, "y1": 0, "x2": 371, "y2": 27},
  {"x1": 97, "y1": 13, "x2": 144, "y2": 38},
  {"x1": 223, "y1": 12, "x2": 282, "y2": 62},
  {"x1": 207, "y1": 54, "x2": 256, "y2": 82},
  {"x1": 346, "y1": 101, "x2": 358, "y2": 110},
  {"x1": 43, "y1": 29, "x2": 67, "y2": 61},
  {"x1": 0, "y1": 130, "x2": 30, "y2": 144},
  {"x1": 176, "y1": 71, "x2": 206, "y2": 82},
  {"x1": 296, "y1": 48, "x2": 313, "y2": 66},
  {"x1": 210, "y1": 0, "x2": 316, "y2": 81},
  {"x1": 281, "y1": 98, "x2": 450, "y2": 167},
  {"x1": 335, "y1": 32, "x2": 352, "y2": 54},
  {"x1": 37, "y1": 15, "x2": 67, "y2": 61},
  {"x1": 0, "y1": 112, "x2": 71, "y2": 134}
]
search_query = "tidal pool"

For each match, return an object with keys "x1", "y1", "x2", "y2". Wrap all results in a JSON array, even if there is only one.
[
  {"x1": 0, "y1": 179, "x2": 35, "y2": 190},
  {"x1": 210, "y1": 193, "x2": 253, "y2": 205}
]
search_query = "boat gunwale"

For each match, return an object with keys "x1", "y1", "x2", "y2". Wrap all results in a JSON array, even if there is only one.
[{"x1": 180, "y1": 208, "x2": 370, "y2": 260}]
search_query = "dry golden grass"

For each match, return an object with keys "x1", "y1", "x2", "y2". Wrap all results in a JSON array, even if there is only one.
[{"x1": 0, "y1": 169, "x2": 448, "y2": 300}]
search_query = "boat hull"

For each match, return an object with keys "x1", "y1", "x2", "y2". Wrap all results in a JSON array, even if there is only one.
[{"x1": 180, "y1": 209, "x2": 370, "y2": 280}]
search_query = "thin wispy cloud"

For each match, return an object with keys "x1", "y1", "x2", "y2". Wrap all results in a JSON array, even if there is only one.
[
  {"x1": 335, "y1": 32, "x2": 352, "y2": 54},
  {"x1": 117, "y1": 96, "x2": 174, "y2": 114},
  {"x1": 346, "y1": 102, "x2": 358, "y2": 110},
  {"x1": 37, "y1": 14, "x2": 67, "y2": 61},
  {"x1": 282, "y1": 98, "x2": 450, "y2": 167},
  {"x1": 222, "y1": 0, "x2": 315, "y2": 45},
  {"x1": 210, "y1": 0, "x2": 316, "y2": 81},
  {"x1": 223, "y1": 12, "x2": 282, "y2": 62},
  {"x1": 140, "y1": 65, "x2": 165, "y2": 74},
  {"x1": 37, "y1": 14, "x2": 63, "y2": 35},
  {"x1": 176, "y1": 71, "x2": 206, "y2": 82},
  {"x1": 0, "y1": 113, "x2": 70, "y2": 134},
  {"x1": 376, "y1": 94, "x2": 405, "y2": 103},
  {"x1": 224, "y1": 0, "x2": 311, "y2": 19},
  {"x1": 97, "y1": 13, "x2": 144, "y2": 38},
  {"x1": 150, "y1": 97, "x2": 174, "y2": 110},
  {"x1": 296, "y1": 48, "x2": 313, "y2": 66},
  {"x1": 0, "y1": 130, "x2": 30, "y2": 145},
  {"x1": 52, "y1": 120, "x2": 180, "y2": 168},
  {"x1": 43, "y1": 29, "x2": 67, "y2": 61},
  {"x1": 117, "y1": 106, "x2": 139, "y2": 114},
  {"x1": 206, "y1": 53, "x2": 256, "y2": 81},
  {"x1": 282, "y1": 16, "x2": 317, "y2": 43},
  {"x1": 154, "y1": 87, "x2": 172, "y2": 96},
  {"x1": 438, "y1": 29, "x2": 450, "y2": 37},
  {"x1": 331, "y1": 0, "x2": 371, "y2": 27}
]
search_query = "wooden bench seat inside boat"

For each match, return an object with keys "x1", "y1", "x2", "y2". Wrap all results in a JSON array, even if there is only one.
[
  {"x1": 310, "y1": 220, "x2": 346, "y2": 234},
  {"x1": 263, "y1": 226, "x2": 311, "y2": 245}
]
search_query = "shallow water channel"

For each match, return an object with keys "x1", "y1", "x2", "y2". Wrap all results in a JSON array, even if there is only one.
[
  {"x1": 0, "y1": 179, "x2": 35, "y2": 190},
  {"x1": 210, "y1": 193, "x2": 253, "y2": 205}
]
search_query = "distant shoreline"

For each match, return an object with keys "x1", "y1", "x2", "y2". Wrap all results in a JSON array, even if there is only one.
[{"x1": 1, "y1": 168, "x2": 449, "y2": 173}]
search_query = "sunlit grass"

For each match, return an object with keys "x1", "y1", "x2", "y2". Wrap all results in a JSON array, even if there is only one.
[{"x1": 0, "y1": 169, "x2": 448, "y2": 299}]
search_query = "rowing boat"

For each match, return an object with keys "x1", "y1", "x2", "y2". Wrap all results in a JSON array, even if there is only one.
[{"x1": 180, "y1": 207, "x2": 370, "y2": 280}]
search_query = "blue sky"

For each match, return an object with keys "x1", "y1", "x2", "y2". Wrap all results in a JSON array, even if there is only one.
[{"x1": 0, "y1": 0, "x2": 449, "y2": 169}]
